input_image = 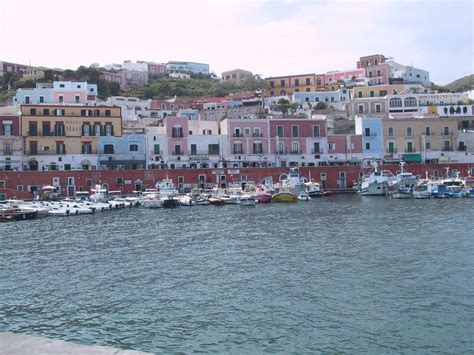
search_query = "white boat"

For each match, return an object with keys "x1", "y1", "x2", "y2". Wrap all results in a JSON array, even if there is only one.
[
  {"x1": 359, "y1": 164, "x2": 398, "y2": 196},
  {"x1": 304, "y1": 182, "x2": 323, "y2": 198},
  {"x1": 157, "y1": 179, "x2": 180, "y2": 208},
  {"x1": 142, "y1": 189, "x2": 161, "y2": 208},
  {"x1": 392, "y1": 187, "x2": 413, "y2": 199},
  {"x1": 298, "y1": 193, "x2": 311, "y2": 201},
  {"x1": 178, "y1": 195, "x2": 195, "y2": 206},
  {"x1": 239, "y1": 194, "x2": 256, "y2": 206}
]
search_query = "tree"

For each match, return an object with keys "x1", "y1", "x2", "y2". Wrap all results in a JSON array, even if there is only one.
[
  {"x1": 275, "y1": 98, "x2": 291, "y2": 114},
  {"x1": 315, "y1": 102, "x2": 328, "y2": 110}
]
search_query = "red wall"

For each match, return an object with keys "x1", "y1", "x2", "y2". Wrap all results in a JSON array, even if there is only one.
[
  {"x1": 1, "y1": 163, "x2": 473, "y2": 199},
  {"x1": 0, "y1": 115, "x2": 21, "y2": 136}
]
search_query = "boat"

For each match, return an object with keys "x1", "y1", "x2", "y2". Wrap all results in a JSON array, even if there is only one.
[
  {"x1": 304, "y1": 181, "x2": 323, "y2": 198},
  {"x1": 178, "y1": 195, "x2": 195, "y2": 206},
  {"x1": 157, "y1": 179, "x2": 180, "y2": 208},
  {"x1": 252, "y1": 185, "x2": 272, "y2": 203},
  {"x1": 142, "y1": 189, "x2": 161, "y2": 208},
  {"x1": 432, "y1": 184, "x2": 448, "y2": 198},
  {"x1": 0, "y1": 208, "x2": 38, "y2": 221},
  {"x1": 413, "y1": 183, "x2": 432, "y2": 199},
  {"x1": 392, "y1": 187, "x2": 413, "y2": 199},
  {"x1": 272, "y1": 187, "x2": 297, "y2": 203},
  {"x1": 208, "y1": 196, "x2": 225, "y2": 206},
  {"x1": 359, "y1": 164, "x2": 398, "y2": 196},
  {"x1": 240, "y1": 195, "x2": 256, "y2": 206},
  {"x1": 298, "y1": 193, "x2": 311, "y2": 201}
]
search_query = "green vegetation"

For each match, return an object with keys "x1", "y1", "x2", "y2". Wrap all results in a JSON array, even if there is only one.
[{"x1": 444, "y1": 75, "x2": 473, "y2": 92}]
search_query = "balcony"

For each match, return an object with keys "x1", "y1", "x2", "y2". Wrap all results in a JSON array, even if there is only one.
[
  {"x1": 233, "y1": 133, "x2": 243, "y2": 138},
  {"x1": 386, "y1": 148, "x2": 398, "y2": 154},
  {"x1": 252, "y1": 150, "x2": 264, "y2": 155},
  {"x1": 311, "y1": 149, "x2": 324, "y2": 154},
  {"x1": 252, "y1": 133, "x2": 263, "y2": 138},
  {"x1": 25, "y1": 149, "x2": 69, "y2": 155},
  {"x1": 99, "y1": 153, "x2": 146, "y2": 161},
  {"x1": 364, "y1": 132, "x2": 377, "y2": 137},
  {"x1": 441, "y1": 132, "x2": 453, "y2": 136},
  {"x1": 290, "y1": 149, "x2": 302, "y2": 155},
  {"x1": 404, "y1": 148, "x2": 417, "y2": 153},
  {"x1": 233, "y1": 150, "x2": 244, "y2": 154},
  {"x1": 171, "y1": 133, "x2": 184, "y2": 138},
  {"x1": 151, "y1": 150, "x2": 164, "y2": 156},
  {"x1": 171, "y1": 151, "x2": 184, "y2": 156},
  {"x1": 442, "y1": 147, "x2": 453, "y2": 152}
]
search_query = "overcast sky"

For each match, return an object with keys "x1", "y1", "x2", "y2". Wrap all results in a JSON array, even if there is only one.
[{"x1": 1, "y1": 0, "x2": 472, "y2": 84}]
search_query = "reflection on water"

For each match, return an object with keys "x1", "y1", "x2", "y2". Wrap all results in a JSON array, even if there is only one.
[{"x1": 1, "y1": 196, "x2": 473, "y2": 353}]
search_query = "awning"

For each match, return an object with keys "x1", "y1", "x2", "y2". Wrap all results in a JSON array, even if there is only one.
[{"x1": 402, "y1": 153, "x2": 422, "y2": 162}]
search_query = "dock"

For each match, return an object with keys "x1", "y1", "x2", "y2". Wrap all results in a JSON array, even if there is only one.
[{"x1": 0, "y1": 332, "x2": 149, "y2": 355}]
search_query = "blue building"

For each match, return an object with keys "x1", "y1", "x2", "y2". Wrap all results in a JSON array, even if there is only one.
[
  {"x1": 98, "y1": 134, "x2": 146, "y2": 169},
  {"x1": 292, "y1": 89, "x2": 351, "y2": 105},
  {"x1": 167, "y1": 61, "x2": 209, "y2": 75},
  {"x1": 355, "y1": 116, "x2": 384, "y2": 163}
]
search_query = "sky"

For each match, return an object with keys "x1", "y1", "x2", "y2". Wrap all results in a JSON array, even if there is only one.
[{"x1": 0, "y1": 0, "x2": 472, "y2": 85}]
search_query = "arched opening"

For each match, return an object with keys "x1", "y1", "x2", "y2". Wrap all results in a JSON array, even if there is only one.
[{"x1": 29, "y1": 159, "x2": 38, "y2": 171}]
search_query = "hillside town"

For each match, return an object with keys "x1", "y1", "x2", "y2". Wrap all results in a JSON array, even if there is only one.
[{"x1": 0, "y1": 54, "x2": 473, "y2": 183}]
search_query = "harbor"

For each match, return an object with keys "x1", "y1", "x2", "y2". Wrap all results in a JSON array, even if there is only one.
[{"x1": 0, "y1": 195, "x2": 472, "y2": 353}]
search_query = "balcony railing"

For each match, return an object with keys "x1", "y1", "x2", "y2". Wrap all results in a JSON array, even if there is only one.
[
  {"x1": 311, "y1": 149, "x2": 324, "y2": 154},
  {"x1": 171, "y1": 133, "x2": 184, "y2": 138},
  {"x1": 25, "y1": 149, "x2": 68, "y2": 155},
  {"x1": 364, "y1": 132, "x2": 377, "y2": 137},
  {"x1": 290, "y1": 149, "x2": 303, "y2": 155},
  {"x1": 442, "y1": 147, "x2": 453, "y2": 152},
  {"x1": 151, "y1": 150, "x2": 164, "y2": 156},
  {"x1": 99, "y1": 153, "x2": 146, "y2": 160},
  {"x1": 252, "y1": 133, "x2": 263, "y2": 138},
  {"x1": 252, "y1": 150, "x2": 264, "y2": 154},
  {"x1": 172, "y1": 151, "x2": 183, "y2": 156},
  {"x1": 386, "y1": 148, "x2": 398, "y2": 153},
  {"x1": 233, "y1": 150, "x2": 244, "y2": 154},
  {"x1": 233, "y1": 133, "x2": 243, "y2": 138},
  {"x1": 404, "y1": 148, "x2": 417, "y2": 153}
]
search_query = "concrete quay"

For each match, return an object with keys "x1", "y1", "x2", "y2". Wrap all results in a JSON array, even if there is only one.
[{"x1": 0, "y1": 332, "x2": 150, "y2": 355}]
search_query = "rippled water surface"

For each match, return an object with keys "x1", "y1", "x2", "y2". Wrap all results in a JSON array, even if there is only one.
[{"x1": 1, "y1": 196, "x2": 473, "y2": 353}]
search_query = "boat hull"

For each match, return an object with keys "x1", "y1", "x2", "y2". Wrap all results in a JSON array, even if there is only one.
[{"x1": 272, "y1": 192, "x2": 297, "y2": 203}]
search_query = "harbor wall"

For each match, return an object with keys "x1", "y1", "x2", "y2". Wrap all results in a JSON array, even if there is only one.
[{"x1": 1, "y1": 163, "x2": 473, "y2": 199}]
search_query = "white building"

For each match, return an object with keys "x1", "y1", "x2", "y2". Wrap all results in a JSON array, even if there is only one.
[{"x1": 387, "y1": 60, "x2": 430, "y2": 87}]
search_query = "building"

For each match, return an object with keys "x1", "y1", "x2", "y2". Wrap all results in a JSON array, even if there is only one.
[
  {"x1": 382, "y1": 116, "x2": 459, "y2": 163},
  {"x1": 0, "y1": 107, "x2": 22, "y2": 171},
  {"x1": 387, "y1": 60, "x2": 430, "y2": 87},
  {"x1": 325, "y1": 69, "x2": 366, "y2": 86},
  {"x1": 348, "y1": 97, "x2": 389, "y2": 116},
  {"x1": 147, "y1": 62, "x2": 167, "y2": 74},
  {"x1": 13, "y1": 81, "x2": 98, "y2": 106},
  {"x1": 167, "y1": 61, "x2": 209, "y2": 75},
  {"x1": 264, "y1": 74, "x2": 320, "y2": 97},
  {"x1": 356, "y1": 54, "x2": 390, "y2": 86},
  {"x1": 122, "y1": 60, "x2": 148, "y2": 72},
  {"x1": 0, "y1": 61, "x2": 28, "y2": 77},
  {"x1": 101, "y1": 71, "x2": 148, "y2": 91},
  {"x1": 99, "y1": 134, "x2": 146, "y2": 170},
  {"x1": 221, "y1": 69, "x2": 253, "y2": 86},
  {"x1": 21, "y1": 104, "x2": 122, "y2": 172},
  {"x1": 22, "y1": 67, "x2": 47, "y2": 81},
  {"x1": 292, "y1": 89, "x2": 351, "y2": 109},
  {"x1": 355, "y1": 115, "x2": 384, "y2": 163}
]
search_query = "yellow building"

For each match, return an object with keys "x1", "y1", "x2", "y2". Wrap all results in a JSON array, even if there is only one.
[
  {"x1": 264, "y1": 74, "x2": 315, "y2": 96},
  {"x1": 382, "y1": 117, "x2": 458, "y2": 157},
  {"x1": 353, "y1": 84, "x2": 406, "y2": 99},
  {"x1": 221, "y1": 69, "x2": 253, "y2": 86},
  {"x1": 21, "y1": 105, "x2": 122, "y2": 170}
]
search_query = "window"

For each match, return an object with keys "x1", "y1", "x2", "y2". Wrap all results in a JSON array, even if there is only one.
[
  {"x1": 59, "y1": 84, "x2": 65, "y2": 88},
  {"x1": 404, "y1": 97, "x2": 417, "y2": 107},
  {"x1": 270, "y1": 81, "x2": 274, "y2": 88},
  {"x1": 358, "y1": 105, "x2": 364, "y2": 113},
  {"x1": 58, "y1": 95, "x2": 64, "y2": 103},
  {"x1": 294, "y1": 79, "x2": 300, "y2": 86},
  {"x1": 130, "y1": 144, "x2": 139, "y2": 152},
  {"x1": 174, "y1": 145, "x2": 181, "y2": 155},
  {"x1": 25, "y1": 96, "x2": 30, "y2": 104},
  {"x1": 406, "y1": 127, "x2": 412, "y2": 137},
  {"x1": 425, "y1": 127, "x2": 431, "y2": 136},
  {"x1": 154, "y1": 144, "x2": 161, "y2": 155},
  {"x1": 42, "y1": 122, "x2": 51, "y2": 136},
  {"x1": 313, "y1": 142, "x2": 321, "y2": 154},
  {"x1": 2, "y1": 122, "x2": 12, "y2": 136},
  {"x1": 105, "y1": 110, "x2": 111, "y2": 117},
  {"x1": 208, "y1": 144, "x2": 219, "y2": 155},
  {"x1": 253, "y1": 128, "x2": 261, "y2": 137},
  {"x1": 306, "y1": 78, "x2": 310, "y2": 85},
  {"x1": 406, "y1": 141, "x2": 414, "y2": 152},
  {"x1": 370, "y1": 91, "x2": 374, "y2": 97},
  {"x1": 292, "y1": 125, "x2": 299, "y2": 137},
  {"x1": 365, "y1": 142, "x2": 371, "y2": 150},
  {"x1": 426, "y1": 142, "x2": 431, "y2": 149},
  {"x1": 280, "y1": 80, "x2": 285, "y2": 87},
  {"x1": 245, "y1": 128, "x2": 251, "y2": 136},
  {"x1": 172, "y1": 127, "x2": 183, "y2": 137},
  {"x1": 29, "y1": 142, "x2": 37, "y2": 155},
  {"x1": 75, "y1": 95, "x2": 80, "y2": 103},
  {"x1": 43, "y1": 108, "x2": 49, "y2": 116},
  {"x1": 56, "y1": 142, "x2": 66, "y2": 155},
  {"x1": 253, "y1": 143, "x2": 263, "y2": 154},
  {"x1": 291, "y1": 142, "x2": 299, "y2": 154},
  {"x1": 375, "y1": 104, "x2": 381, "y2": 113},
  {"x1": 39, "y1": 96, "x2": 44, "y2": 103},
  {"x1": 313, "y1": 125, "x2": 320, "y2": 137},
  {"x1": 277, "y1": 126, "x2": 284, "y2": 138},
  {"x1": 364, "y1": 128, "x2": 371, "y2": 137},
  {"x1": 306, "y1": 88, "x2": 310, "y2": 92},
  {"x1": 379, "y1": 90, "x2": 387, "y2": 97},
  {"x1": 82, "y1": 143, "x2": 92, "y2": 154},
  {"x1": 4, "y1": 144, "x2": 12, "y2": 155},
  {"x1": 388, "y1": 127, "x2": 394, "y2": 136},
  {"x1": 30, "y1": 108, "x2": 37, "y2": 115},
  {"x1": 54, "y1": 123, "x2": 65, "y2": 136},
  {"x1": 389, "y1": 97, "x2": 402, "y2": 108},
  {"x1": 233, "y1": 143, "x2": 243, "y2": 154},
  {"x1": 358, "y1": 91, "x2": 362, "y2": 98},
  {"x1": 104, "y1": 144, "x2": 114, "y2": 154},
  {"x1": 328, "y1": 143, "x2": 335, "y2": 150},
  {"x1": 443, "y1": 126, "x2": 450, "y2": 135},
  {"x1": 277, "y1": 142, "x2": 284, "y2": 154},
  {"x1": 29, "y1": 122, "x2": 38, "y2": 136},
  {"x1": 17, "y1": 185, "x2": 23, "y2": 191},
  {"x1": 105, "y1": 125, "x2": 113, "y2": 136}
]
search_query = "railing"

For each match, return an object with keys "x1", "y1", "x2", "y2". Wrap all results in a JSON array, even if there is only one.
[
  {"x1": 364, "y1": 132, "x2": 377, "y2": 137},
  {"x1": 404, "y1": 148, "x2": 417, "y2": 153},
  {"x1": 441, "y1": 132, "x2": 453, "y2": 136},
  {"x1": 233, "y1": 133, "x2": 243, "y2": 138},
  {"x1": 252, "y1": 133, "x2": 263, "y2": 137},
  {"x1": 442, "y1": 147, "x2": 453, "y2": 152},
  {"x1": 151, "y1": 150, "x2": 164, "y2": 156},
  {"x1": 99, "y1": 153, "x2": 146, "y2": 160},
  {"x1": 252, "y1": 150, "x2": 264, "y2": 154},
  {"x1": 233, "y1": 150, "x2": 244, "y2": 154},
  {"x1": 25, "y1": 149, "x2": 66, "y2": 155},
  {"x1": 171, "y1": 133, "x2": 184, "y2": 138},
  {"x1": 311, "y1": 149, "x2": 324, "y2": 154},
  {"x1": 171, "y1": 151, "x2": 183, "y2": 156},
  {"x1": 386, "y1": 148, "x2": 398, "y2": 153},
  {"x1": 290, "y1": 149, "x2": 303, "y2": 155}
]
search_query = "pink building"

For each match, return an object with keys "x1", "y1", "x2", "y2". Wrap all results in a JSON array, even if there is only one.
[
  {"x1": 325, "y1": 69, "x2": 365, "y2": 85},
  {"x1": 327, "y1": 134, "x2": 362, "y2": 154},
  {"x1": 147, "y1": 62, "x2": 167, "y2": 74},
  {"x1": 269, "y1": 119, "x2": 327, "y2": 155},
  {"x1": 164, "y1": 116, "x2": 188, "y2": 157},
  {"x1": 356, "y1": 54, "x2": 390, "y2": 86},
  {"x1": 101, "y1": 70, "x2": 148, "y2": 91}
]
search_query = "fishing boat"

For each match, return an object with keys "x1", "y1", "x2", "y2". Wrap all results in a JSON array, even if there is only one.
[
  {"x1": 240, "y1": 195, "x2": 256, "y2": 206},
  {"x1": 413, "y1": 183, "x2": 432, "y2": 199},
  {"x1": 392, "y1": 187, "x2": 413, "y2": 199},
  {"x1": 298, "y1": 193, "x2": 311, "y2": 201},
  {"x1": 178, "y1": 195, "x2": 195, "y2": 206},
  {"x1": 272, "y1": 182, "x2": 297, "y2": 202},
  {"x1": 0, "y1": 208, "x2": 38, "y2": 221},
  {"x1": 208, "y1": 196, "x2": 225, "y2": 206},
  {"x1": 304, "y1": 182, "x2": 323, "y2": 198},
  {"x1": 359, "y1": 164, "x2": 398, "y2": 196},
  {"x1": 253, "y1": 185, "x2": 272, "y2": 203},
  {"x1": 142, "y1": 189, "x2": 161, "y2": 208},
  {"x1": 157, "y1": 179, "x2": 180, "y2": 208}
]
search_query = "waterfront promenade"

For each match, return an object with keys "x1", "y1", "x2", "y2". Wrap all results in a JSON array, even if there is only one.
[{"x1": 0, "y1": 332, "x2": 149, "y2": 354}]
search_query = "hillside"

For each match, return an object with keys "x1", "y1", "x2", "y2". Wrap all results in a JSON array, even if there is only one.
[{"x1": 445, "y1": 74, "x2": 474, "y2": 92}]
